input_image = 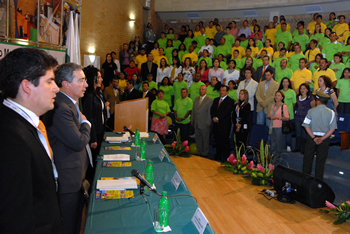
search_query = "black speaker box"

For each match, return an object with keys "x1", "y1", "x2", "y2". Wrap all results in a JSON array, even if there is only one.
[{"x1": 274, "y1": 165, "x2": 335, "y2": 208}]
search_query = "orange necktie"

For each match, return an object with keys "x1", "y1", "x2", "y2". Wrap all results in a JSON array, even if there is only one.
[
  {"x1": 218, "y1": 98, "x2": 223, "y2": 107},
  {"x1": 143, "y1": 92, "x2": 146, "y2": 98},
  {"x1": 260, "y1": 66, "x2": 266, "y2": 82},
  {"x1": 38, "y1": 120, "x2": 53, "y2": 159}
]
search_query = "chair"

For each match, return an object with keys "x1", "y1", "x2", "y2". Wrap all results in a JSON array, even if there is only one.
[{"x1": 331, "y1": 113, "x2": 350, "y2": 151}]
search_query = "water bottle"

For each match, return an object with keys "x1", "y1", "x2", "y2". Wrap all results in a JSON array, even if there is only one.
[
  {"x1": 158, "y1": 191, "x2": 169, "y2": 227},
  {"x1": 140, "y1": 139, "x2": 146, "y2": 160},
  {"x1": 134, "y1": 128, "x2": 140, "y2": 146},
  {"x1": 145, "y1": 160, "x2": 153, "y2": 190}
]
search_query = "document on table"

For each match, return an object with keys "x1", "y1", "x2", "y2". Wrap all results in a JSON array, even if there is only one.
[
  {"x1": 103, "y1": 154, "x2": 130, "y2": 161},
  {"x1": 140, "y1": 132, "x2": 149, "y2": 138},
  {"x1": 105, "y1": 135, "x2": 129, "y2": 143},
  {"x1": 96, "y1": 179, "x2": 138, "y2": 190}
]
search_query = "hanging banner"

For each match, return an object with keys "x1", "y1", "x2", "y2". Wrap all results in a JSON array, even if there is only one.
[{"x1": 0, "y1": 41, "x2": 66, "y2": 64}]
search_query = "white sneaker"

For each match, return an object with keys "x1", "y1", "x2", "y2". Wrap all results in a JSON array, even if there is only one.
[{"x1": 286, "y1": 146, "x2": 291, "y2": 152}]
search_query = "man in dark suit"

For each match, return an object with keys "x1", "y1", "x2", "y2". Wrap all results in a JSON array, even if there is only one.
[
  {"x1": 123, "y1": 80, "x2": 141, "y2": 101},
  {"x1": 254, "y1": 55, "x2": 275, "y2": 83},
  {"x1": 141, "y1": 81, "x2": 156, "y2": 130},
  {"x1": 44, "y1": 63, "x2": 91, "y2": 234},
  {"x1": 210, "y1": 85, "x2": 235, "y2": 162},
  {"x1": 0, "y1": 48, "x2": 63, "y2": 233},
  {"x1": 141, "y1": 53, "x2": 158, "y2": 82}
]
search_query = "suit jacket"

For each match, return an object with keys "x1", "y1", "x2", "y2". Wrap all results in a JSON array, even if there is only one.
[
  {"x1": 0, "y1": 103, "x2": 62, "y2": 233},
  {"x1": 141, "y1": 61, "x2": 158, "y2": 82},
  {"x1": 256, "y1": 79, "x2": 280, "y2": 114},
  {"x1": 44, "y1": 92, "x2": 91, "y2": 194},
  {"x1": 123, "y1": 88, "x2": 141, "y2": 101},
  {"x1": 82, "y1": 92, "x2": 108, "y2": 143},
  {"x1": 253, "y1": 65, "x2": 275, "y2": 83},
  {"x1": 232, "y1": 102, "x2": 251, "y2": 133},
  {"x1": 210, "y1": 96, "x2": 235, "y2": 134},
  {"x1": 103, "y1": 85, "x2": 122, "y2": 115},
  {"x1": 144, "y1": 91, "x2": 156, "y2": 118},
  {"x1": 191, "y1": 95, "x2": 213, "y2": 129},
  {"x1": 236, "y1": 79, "x2": 258, "y2": 111}
]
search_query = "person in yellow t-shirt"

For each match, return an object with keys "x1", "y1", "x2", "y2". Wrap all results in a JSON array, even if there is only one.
[
  {"x1": 305, "y1": 40, "x2": 321, "y2": 64},
  {"x1": 273, "y1": 42, "x2": 285, "y2": 61},
  {"x1": 312, "y1": 58, "x2": 337, "y2": 94},
  {"x1": 265, "y1": 22, "x2": 277, "y2": 45},
  {"x1": 134, "y1": 48, "x2": 147, "y2": 69},
  {"x1": 151, "y1": 42, "x2": 160, "y2": 61},
  {"x1": 290, "y1": 58, "x2": 312, "y2": 92},
  {"x1": 153, "y1": 48, "x2": 168, "y2": 67},
  {"x1": 182, "y1": 45, "x2": 198, "y2": 66},
  {"x1": 205, "y1": 21, "x2": 217, "y2": 39},
  {"x1": 307, "y1": 13, "x2": 318, "y2": 34},
  {"x1": 308, "y1": 15, "x2": 327, "y2": 35},
  {"x1": 194, "y1": 25, "x2": 201, "y2": 38},
  {"x1": 276, "y1": 19, "x2": 291, "y2": 34},
  {"x1": 332, "y1": 15, "x2": 349, "y2": 42},
  {"x1": 231, "y1": 39, "x2": 245, "y2": 59},
  {"x1": 249, "y1": 19, "x2": 257, "y2": 32}
]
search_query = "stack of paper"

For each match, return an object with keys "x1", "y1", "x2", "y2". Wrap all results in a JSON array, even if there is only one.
[
  {"x1": 103, "y1": 154, "x2": 130, "y2": 161},
  {"x1": 105, "y1": 135, "x2": 129, "y2": 143},
  {"x1": 96, "y1": 179, "x2": 138, "y2": 190},
  {"x1": 140, "y1": 132, "x2": 149, "y2": 138}
]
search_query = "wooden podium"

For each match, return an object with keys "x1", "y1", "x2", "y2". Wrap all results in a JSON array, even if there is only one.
[{"x1": 114, "y1": 98, "x2": 148, "y2": 132}]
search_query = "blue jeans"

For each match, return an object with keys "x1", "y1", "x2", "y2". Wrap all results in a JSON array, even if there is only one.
[{"x1": 257, "y1": 109, "x2": 271, "y2": 144}]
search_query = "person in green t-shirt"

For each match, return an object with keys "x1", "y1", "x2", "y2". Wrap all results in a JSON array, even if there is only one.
[
  {"x1": 207, "y1": 76, "x2": 221, "y2": 100},
  {"x1": 172, "y1": 34, "x2": 182, "y2": 49},
  {"x1": 184, "y1": 30, "x2": 197, "y2": 50},
  {"x1": 223, "y1": 27, "x2": 235, "y2": 49},
  {"x1": 340, "y1": 36, "x2": 350, "y2": 65},
  {"x1": 228, "y1": 80, "x2": 237, "y2": 102},
  {"x1": 322, "y1": 32, "x2": 342, "y2": 61},
  {"x1": 198, "y1": 50, "x2": 213, "y2": 67},
  {"x1": 280, "y1": 77, "x2": 296, "y2": 152},
  {"x1": 173, "y1": 73, "x2": 188, "y2": 102},
  {"x1": 292, "y1": 25, "x2": 310, "y2": 52},
  {"x1": 210, "y1": 39, "x2": 217, "y2": 56},
  {"x1": 151, "y1": 90, "x2": 171, "y2": 141},
  {"x1": 159, "y1": 77, "x2": 174, "y2": 107},
  {"x1": 325, "y1": 12, "x2": 338, "y2": 29},
  {"x1": 231, "y1": 49, "x2": 242, "y2": 70},
  {"x1": 292, "y1": 21, "x2": 307, "y2": 38},
  {"x1": 196, "y1": 27, "x2": 210, "y2": 49},
  {"x1": 336, "y1": 68, "x2": 350, "y2": 114},
  {"x1": 174, "y1": 88, "x2": 193, "y2": 141},
  {"x1": 157, "y1": 32, "x2": 167, "y2": 49},
  {"x1": 166, "y1": 28, "x2": 175, "y2": 40},
  {"x1": 189, "y1": 73, "x2": 205, "y2": 102},
  {"x1": 329, "y1": 53, "x2": 346, "y2": 80},
  {"x1": 140, "y1": 73, "x2": 158, "y2": 91},
  {"x1": 275, "y1": 59, "x2": 293, "y2": 84},
  {"x1": 272, "y1": 47, "x2": 288, "y2": 69},
  {"x1": 310, "y1": 23, "x2": 325, "y2": 42},
  {"x1": 178, "y1": 43, "x2": 188, "y2": 62},
  {"x1": 215, "y1": 37, "x2": 231, "y2": 60},
  {"x1": 218, "y1": 54, "x2": 228, "y2": 70},
  {"x1": 164, "y1": 39, "x2": 175, "y2": 65},
  {"x1": 318, "y1": 28, "x2": 331, "y2": 51},
  {"x1": 274, "y1": 23, "x2": 292, "y2": 51},
  {"x1": 288, "y1": 44, "x2": 306, "y2": 72}
]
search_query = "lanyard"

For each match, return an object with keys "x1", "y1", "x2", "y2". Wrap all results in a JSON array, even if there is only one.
[{"x1": 236, "y1": 102, "x2": 244, "y2": 117}]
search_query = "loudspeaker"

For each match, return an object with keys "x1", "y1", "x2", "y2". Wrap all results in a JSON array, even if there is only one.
[{"x1": 274, "y1": 165, "x2": 335, "y2": 208}]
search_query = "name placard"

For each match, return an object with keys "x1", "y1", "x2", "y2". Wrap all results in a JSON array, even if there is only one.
[
  {"x1": 191, "y1": 208, "x2": 209, "y2": 234},
  {"x1": 171, "y1": 171, "x2": 183, "y2": 191}
]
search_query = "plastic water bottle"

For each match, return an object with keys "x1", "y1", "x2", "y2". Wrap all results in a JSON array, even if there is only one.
[
  {"x1": 145, "y1": 160, "x2": 153, "y2": 190},
  {"x1": 140, "y1": 139, "x2": 146, "y2": 160},
  {"x1": 134, "y1": 128, "x2": 140, "y2": 146},
  {"x1": 158, "y1": 191, "x2": 169, "y2": 227}
]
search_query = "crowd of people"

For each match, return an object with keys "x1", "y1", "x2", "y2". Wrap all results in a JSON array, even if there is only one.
[
  {"x1": 0, "y1": 12, "x2": 348, "y2": 233},
  {"x1": 101, "y1": 13, "x2": 347, "y2": 168}
]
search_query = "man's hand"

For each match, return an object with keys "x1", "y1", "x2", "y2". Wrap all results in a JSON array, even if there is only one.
[
  {"x1": 80, "y1": 112, "x2": 87, "y2": 121},
  {"x1": 259, "y1": 102, "x2": 264, "y2": 107},
  {"x1": 91, "y1": 142, "x2": 98, "y2": 149},
  {"x1": 206, "y1": 124, "x2": 211, "y2": 128},
  {"x1": 314, "y1": 137, "x2": 323, "y2": 145},
  {"x1": 212, "y1": 117, "x2": 218, "y2": 123}
]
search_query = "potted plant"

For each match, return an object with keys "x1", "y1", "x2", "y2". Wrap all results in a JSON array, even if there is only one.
[{"x1": 249, "y1": 140, "x2": 274, "y2": 185}]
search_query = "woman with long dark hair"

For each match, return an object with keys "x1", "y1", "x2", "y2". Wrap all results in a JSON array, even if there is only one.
[
  {"x1": 101, "y1": 53, "x2": 118, "y2": 88},
  {"x1": 232, "y1": 89, "x2": 251, "y2": 148},
  {"x1": 316, "y1": 75, "x2": 339, "y2": 112},
  {"x1": 82, "y1": 67, "x2": 109, "y2": 161},
  {"x1": 119, "y1": 43, "x2": 130, "y2": 72}
]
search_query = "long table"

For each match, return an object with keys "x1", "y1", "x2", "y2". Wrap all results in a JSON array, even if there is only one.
[{"x1": 84, "y1": 132, "x2": 213, "y2": 233}]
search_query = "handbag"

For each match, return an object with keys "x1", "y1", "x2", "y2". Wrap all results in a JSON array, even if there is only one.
[{"x1": 281, "y1": 104, "x2": 293, "y2": 134}]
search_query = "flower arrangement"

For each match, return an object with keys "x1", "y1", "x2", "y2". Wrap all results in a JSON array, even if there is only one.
[
  {"x1": 249, "y1": 140, "x2": 274, "y2": 185},
  {"x1": 322, "y1": 200, "x2": 350, "y2": 224},
  {"x1": 164, "y1": 129, "x2": 190, "y2": 157},
  {"x1": 221, "y1": 145, "x2": 254, "y2": 174}
]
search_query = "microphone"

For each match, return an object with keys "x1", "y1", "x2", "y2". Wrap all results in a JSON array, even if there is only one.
[
  {"x1": 131, "y1": 169, "x2": 157, "y2": 192},
  {"x1": 124, "y1": 126, "x2": 135, "y2": 135}
]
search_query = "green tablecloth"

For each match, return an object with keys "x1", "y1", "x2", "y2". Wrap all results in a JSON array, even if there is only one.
[{"x1": 84, "y1": 132, "x2": 214, "y2": 234}]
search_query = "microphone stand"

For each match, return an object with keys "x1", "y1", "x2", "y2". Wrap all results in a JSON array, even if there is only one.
[{"x1": 130, "y1": 183, "x2": 149, "y2": 204}]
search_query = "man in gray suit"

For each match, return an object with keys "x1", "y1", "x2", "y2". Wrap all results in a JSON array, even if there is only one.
[
  {"x1": 44, "y1": 63, "x2": 91, "y2": 234},
  {"x1": 191, "y1": 85, "x2": 213, "y2": 157}
]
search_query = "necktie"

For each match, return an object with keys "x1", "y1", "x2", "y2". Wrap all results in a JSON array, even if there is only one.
[
  {"x1": 143, "y1": 92, "x2": 146, "y2": 98},
  {"x1": 75, "y1": 103, "x2": 93, "y2": 167},
  {"x1": 148, "y1": 63, "x2": 151, "y2": 72},
  {"x1": 38, "y1": 120, "x2": 52, "y2": 159},
  {"x1": 199, "y1": 97, "x2": 203, "y2": 105},
  {"x1": 129, "y1": 90, "x2": 131, "y2": 95},
  {"x1": 260, "y1": 66, "x2": 266, "y2": 82},
  {"x1": 218, "y1": 98, "x2": 223, "y2": 107}
]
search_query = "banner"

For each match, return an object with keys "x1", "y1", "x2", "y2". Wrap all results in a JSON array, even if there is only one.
[{"x1": 0, "y1": 41, "x2": 66, "y2": 64}]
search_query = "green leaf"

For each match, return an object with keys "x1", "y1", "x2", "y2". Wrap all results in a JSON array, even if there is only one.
[{"x1": 334, "y1": 217, "x2": 347, "y2": 225}]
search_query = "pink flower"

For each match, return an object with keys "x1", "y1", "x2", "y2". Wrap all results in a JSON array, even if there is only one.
[
  {"x1": 232, "y1": 159, "x2": 237, "y2": 166},
  {"x1": 268, "y1": 164, "x2": 274, "y2": 174},
  {"x1": 325, "y1": 201, "x2": 337, "y2": 209},
  {"x1": 227, "y1": 154, "x2": 235, "y2": 164},
  {"x1": 242, "y1": 155, "x2": 247, "y2": 164},
  {"x1": 171, "y1": 143, "x2": 176, "y2": 148},
  {"x1": 347, "y1": 201, "x2": 350, "y2": 205},
  {"x1": 257, "y1": 164, "x2": 264, "y2": 172},
  {"x1": 182, "y1": 140, "x2": 188, "y2": 146},
  {"x1": 247, "y1": 161, "x2": 254, "y2": 170},
  {"x1": 183, "y1": 146, "x2": 189, "y2": 152}
]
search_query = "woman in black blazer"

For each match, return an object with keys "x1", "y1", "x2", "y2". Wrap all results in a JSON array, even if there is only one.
[
  {"x1": 82, "y1": 67, "x2": 109, "y2": 162},
  {"x1": 232, "y1": 89, "x2": 251, "y2": 148}
]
